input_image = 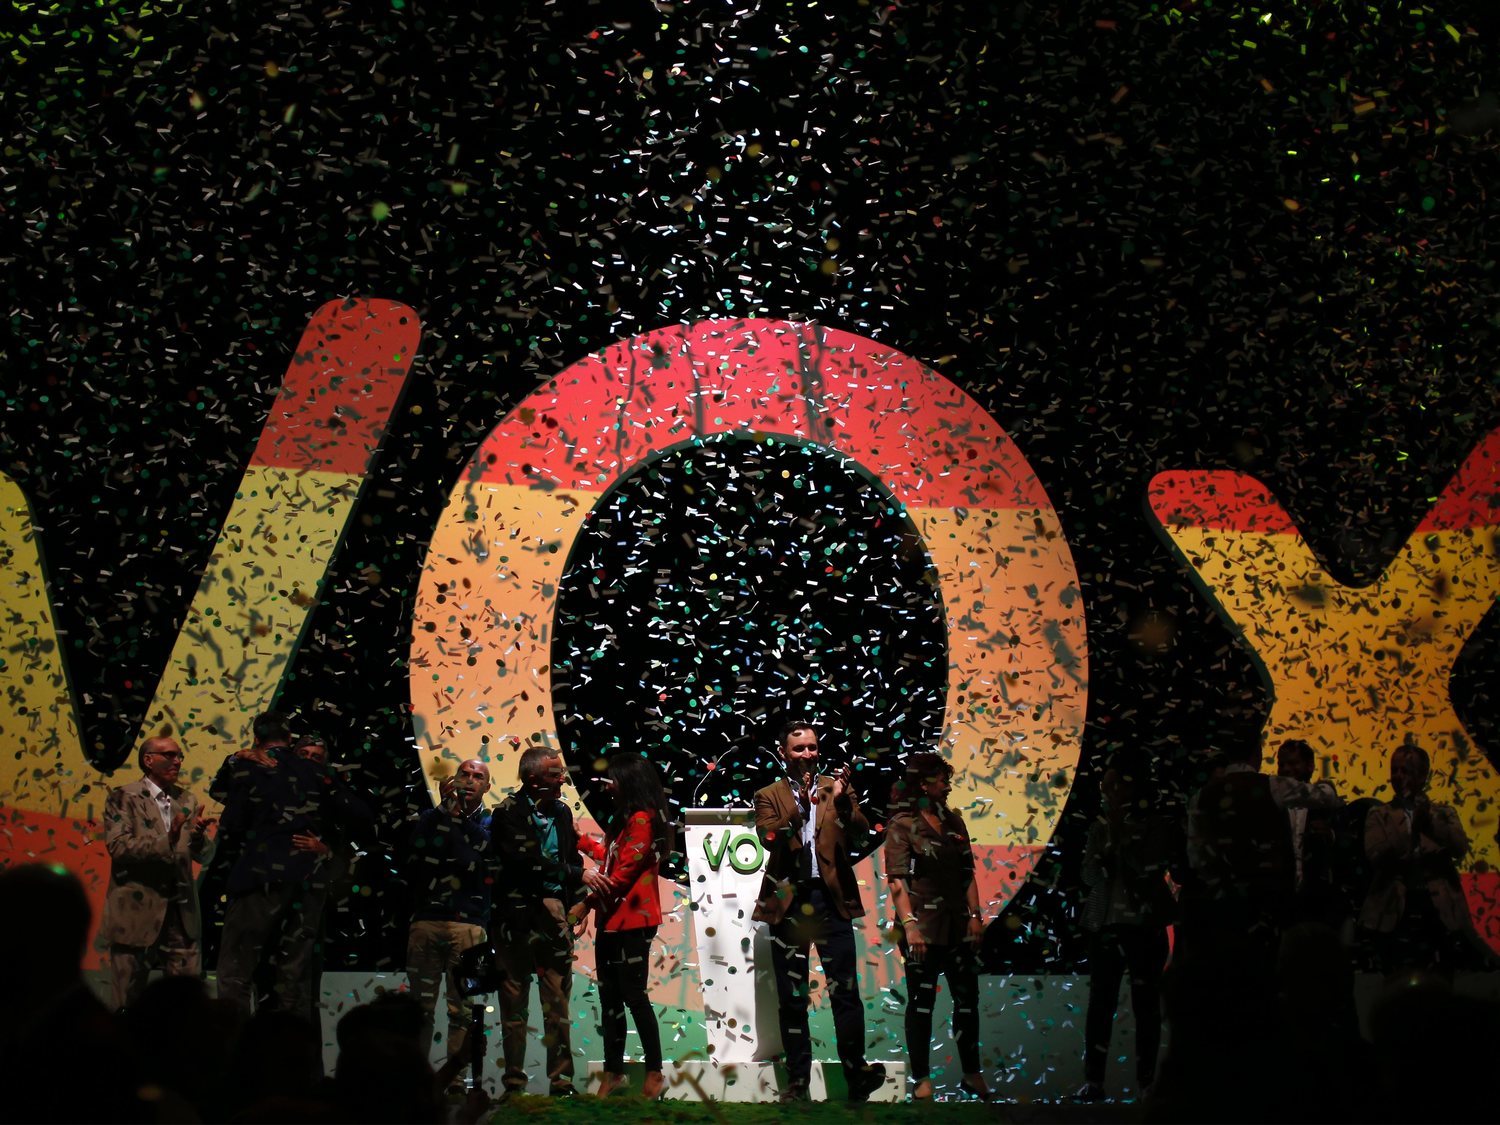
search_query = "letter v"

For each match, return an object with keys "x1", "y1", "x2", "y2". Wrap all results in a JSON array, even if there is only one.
[
  {"x1": 0, "y1": 299, "x2": 419, "y2": 937},
  {"x1": 1146, "y1": 428, "x2": 1500, "y2": 952},
  {"x1": 703, "y1": 830, "x2": 732, "y2": 870}
]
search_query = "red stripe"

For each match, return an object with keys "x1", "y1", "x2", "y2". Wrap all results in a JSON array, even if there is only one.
[
  {"x1": 468, "y1": 319, "x2": 1053, "y2": 510},
  {"x1": 1463, "y1": 871, "x2": 1500, "y2": 958},
  {"x1": 250, "y1": 299, "x2": 421, "y2": 475},
  {"x1": 0, "y1": 806, "x2": 110, "y2": 969},
  {"x1": 1153, "y1": 432, "x2": 1500, "y2": 537},
  {"x1": 1417, "y1": 428, "x2": 1500, "y2": 532},
  {"x1": 1147, "y1": 471, "x2": 1301, "y2": 534}
]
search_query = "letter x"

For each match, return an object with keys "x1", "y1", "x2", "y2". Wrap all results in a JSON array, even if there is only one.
[{"x1": 1147, "y1": 429, "x2": 1500, "y2": 946}]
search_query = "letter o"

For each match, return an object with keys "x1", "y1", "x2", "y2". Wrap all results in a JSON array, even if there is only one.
[
  {"x1": 729, "y1": 833, "x2": 766, "y2": 875},
  {"x1": 412, "y1": 319, "x2": 1088, "y2": 920}
]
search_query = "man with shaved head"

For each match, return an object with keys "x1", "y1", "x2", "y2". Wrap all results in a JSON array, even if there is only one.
[
  {"x1": 100, "y1": 735, "x2": 216, "y2": 1010},
  {"x1": 403, "y1": 756, "x2": 493, "y2": 1084}
]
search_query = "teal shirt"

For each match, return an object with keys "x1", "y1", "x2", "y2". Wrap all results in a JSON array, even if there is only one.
[{"x1": 531, "y1": 803, "x2": 563, "y2": 896}]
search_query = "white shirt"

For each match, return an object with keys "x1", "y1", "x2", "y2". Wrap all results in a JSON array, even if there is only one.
[
  {"x1": 142, "y1": 776, "x2": 174, "y2": 832},
  {"x1": 1187, "y1": 763, "x2": 1343, "y2": 875},
  {"x1": 798, "y1": 780, "x2": 820, "y2": 880},
  {"x1": 1287, "y1": 806, "x2": 1309, "y2": 886}
]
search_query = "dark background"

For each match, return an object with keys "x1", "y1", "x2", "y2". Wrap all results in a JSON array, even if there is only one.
[{"x1": 3, "y1": 0, "x2": 1498, "y2": 970}]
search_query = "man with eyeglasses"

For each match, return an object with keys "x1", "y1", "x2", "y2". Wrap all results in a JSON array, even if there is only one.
[{"x1": 99, "y1": 736, "x2": 216, "y2": 1011}]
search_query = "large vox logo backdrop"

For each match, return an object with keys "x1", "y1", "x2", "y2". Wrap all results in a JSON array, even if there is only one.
[
  {"x1": 413, "y1": 317, "x2": 1088, "y2": 919},
  {"x1": 3, "y1": 0, "x2": 1500, "y2": 985}
]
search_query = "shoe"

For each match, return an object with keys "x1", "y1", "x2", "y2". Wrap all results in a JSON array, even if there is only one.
[
  {"x1": 846, "y1": 1062, "x2": 887, "y2": 1103},
  {"x1": 910, "y1": 1078, "x2": 935, "y2": 1102},
  {"x1": 1072, "y1": 1081, "x2": 1106, "y2": 1102},
  {"x1": 641, "y1": 1070, "x2": 667, "y2": 1100},
  {"x1": 550, "y1": 1085, "x2": 578, "y2": 1098},
  {"x1": 495, "y1": 1086, "x2": 526, "y2": 1104},
  {"x1": 959, "y1": 1077, "x2": 998, "y2": 1102},
  {"x1": 779, "y1": 1079, "x2": 811, "y2": 1103},
  {"x1": 594, "y1": 1072, "x2": 627, "y2": 1097}
]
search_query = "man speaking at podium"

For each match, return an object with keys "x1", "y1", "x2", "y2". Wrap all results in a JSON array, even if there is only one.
[{"x1": 752, "y1": 720, "x2": 887, "y2": 1103}]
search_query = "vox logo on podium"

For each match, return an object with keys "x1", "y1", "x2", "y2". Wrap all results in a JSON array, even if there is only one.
[{"x1": 702, "y1": 830, "x2": 767, "y2": 874}]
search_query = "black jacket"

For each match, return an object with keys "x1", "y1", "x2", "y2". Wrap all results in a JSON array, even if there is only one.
[
  {"x1": 213, "y1": 753, "x2": 329, "y2": 897},
  {"x1": 488, "y1": 790, "x2": 585, "y2": 927},
  {"x1": 404, "y1": 806, "x2": 491, "y2": 927}
]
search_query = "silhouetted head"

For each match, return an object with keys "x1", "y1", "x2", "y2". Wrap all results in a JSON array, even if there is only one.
[
  {"x1": 337, "y1": 991, "x2": 426, "y2": 1054},
  {"x1": 1100, "y1": 750, "x2": 1154, "y2": 815},
  {"x1": 1224, "y1": 741, "x2": 1264, "y2": 770},
  {"x1": 335, "y1": 993, "x2": 440, "y2": 1123},
  {"x1": 252, "y1": 711, "x2": 292, "y2": 751},
  {"x1": 291, "y1": 733, "x2": 328, "y2": 766},
  {"x1": 0, "y1": 864, "x2": 91, "y2": 997},
  {"x1": 1390, "y1": 742, "x2": 1431, "y2": 800},
  {"x1": 1276, "y1": 739, "x2": 1316, "y2": 784}
]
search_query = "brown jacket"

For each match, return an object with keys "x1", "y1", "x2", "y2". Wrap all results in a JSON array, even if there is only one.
[
  {"x1": 1360, "y1": 801, "x2": 1472, "y2": 934},
  {"x1": 884, "y1": 808, "x2": 977, "y2": 945},
  {"x1": 99, "y1": 779, "x2": 214, "y2": 948},
  {"x1": 752, "y1": 775, "x2": 870, "y2": 924}
]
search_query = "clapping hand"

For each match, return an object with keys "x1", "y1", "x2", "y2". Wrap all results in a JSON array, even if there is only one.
[
  {"x1": 830, "y1": 765, "x2": 853, "y2": 801},
  {"x1": 292, "y1": 832, "x2": 331, "y2": 855}
]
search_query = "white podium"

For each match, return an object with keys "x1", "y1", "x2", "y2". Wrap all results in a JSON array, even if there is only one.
[{"x1": 646, "y1": 807, "x2": 900, "y2": 1101}]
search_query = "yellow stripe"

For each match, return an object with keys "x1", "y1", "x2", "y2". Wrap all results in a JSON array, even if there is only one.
[
  {"x1": 0, "y1": 472, "x2": 95, "y2": 819},
  {"x1": 913, "y1": 507, "x2": 1087, "y2": 848},
  {"x1": 144, "y1": 465, "x2": 368, "y2": 799}
]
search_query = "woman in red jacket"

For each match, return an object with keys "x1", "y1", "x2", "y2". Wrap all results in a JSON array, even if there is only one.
[{"x1": 586, "y1": 754, "x2": 673, "y2": 1099}]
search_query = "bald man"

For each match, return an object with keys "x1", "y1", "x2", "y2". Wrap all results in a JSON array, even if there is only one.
[
  {"x1": 403, "y1": 758, "x2": 493, "y2": 1079},
  {"x1": 99, "y1": 736, "x2": 215, "y2": 1010}
]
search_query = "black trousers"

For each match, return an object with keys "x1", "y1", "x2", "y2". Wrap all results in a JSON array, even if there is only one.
[
  {"x1": 1084, "y1": 924, "x2": 1168, "y2": 1086},
  {"x1": 769, "y1": 884, "x2": 866, "y2": 1082},
  {"x1": 217, "y1": 881, "x2": 328, "y2": 1023},
  {"x1": 596, "y1": 926, "x2": 661, "y2": 1072},
  {"x1": 901, "y1": 940, "x2": 981, "y2": 1081}
]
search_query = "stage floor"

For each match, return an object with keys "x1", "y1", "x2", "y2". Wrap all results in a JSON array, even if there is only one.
[{"x1": 83, "y1": 969, "x2": 1500, "y2": 1106}]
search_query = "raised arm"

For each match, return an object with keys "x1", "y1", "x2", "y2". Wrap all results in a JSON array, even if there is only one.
[
  {"x1": 755, "y1": 785, "x2": 796, "y2": 845},
  {"x1": 1365, "y1": 806, "x2": 1409, "y2": 866},
  {"x1": 1420, "y1": 803, "x2": 1470, "y2": 861},
  {"x1": 835, "y1": 785, "x2": 870, "y2": 846}
]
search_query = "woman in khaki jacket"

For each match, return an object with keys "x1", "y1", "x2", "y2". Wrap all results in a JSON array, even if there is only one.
[{"x1": 885, "y1": 752, "x2": 994, "y2": 1102}]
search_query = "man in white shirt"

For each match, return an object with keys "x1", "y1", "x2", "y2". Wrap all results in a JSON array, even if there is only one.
[
  {"x1": 752, "y1": 720, "x2": 886, "y2": 1103},
  {"x1": 1272, "y1": 738, "x2": 1344, "y2": 890},
  {"x1": 1187, "y1": 740, "x2": 1344, "y2": 878},
  {"x1": 99, "y1": 737, "x2": 215, "y2": 1010}
]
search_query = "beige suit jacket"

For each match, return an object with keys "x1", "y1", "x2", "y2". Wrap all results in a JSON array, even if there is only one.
[
  {"x1": 99, "y1": 778, "x2": 215, "y2": 948},
  {"x1": 752, "y1": 775, "x2": 870, "y2": 925},
  {"x1": 1359, "y1": 801, "x2": 1472, "y2": 934}
]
